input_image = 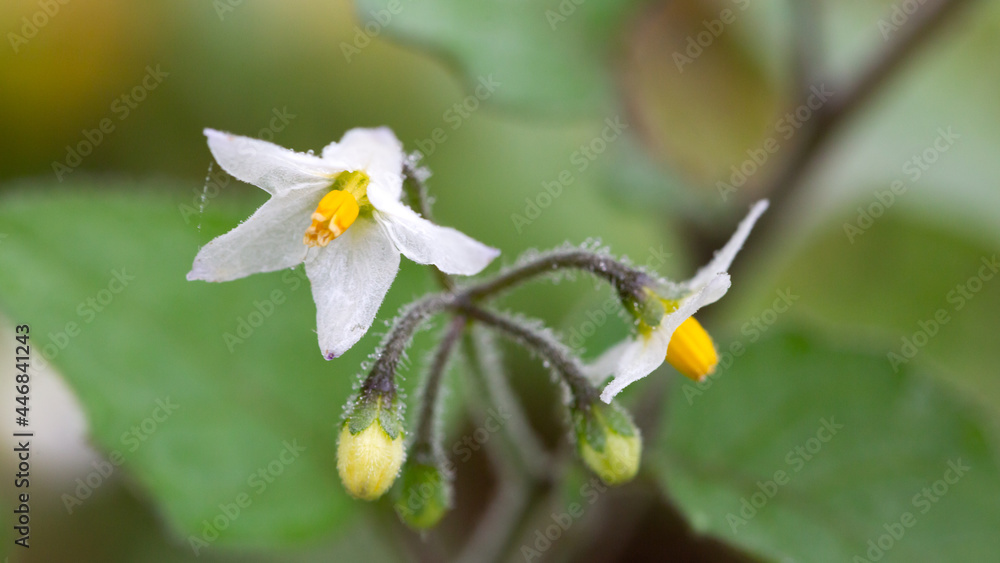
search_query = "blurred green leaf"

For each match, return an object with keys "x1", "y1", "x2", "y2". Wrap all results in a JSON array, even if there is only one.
[
  {"x1": 656, "y1": 330, "x2": 1000, "y2": 562},
  {"x1": 740, "y1": 211, "x2": 1000, "y2": 412},
  {"x1": 0, "y1": 182, "x2": 437, "y2": 549},
  {"x1": 354, "y1": 0, "x2": 641, "y2": 116},
  {"x1": 798, "y1": 2, "x2": 1000, "y2": 238}
]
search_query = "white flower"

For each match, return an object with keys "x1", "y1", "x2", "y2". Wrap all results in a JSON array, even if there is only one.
[
  {"x1": 591, "y1": 200, "x2": 769, "y2": 403},
  {"x1": 187, "y1": 127, "x2": 499, "y2": 359}
]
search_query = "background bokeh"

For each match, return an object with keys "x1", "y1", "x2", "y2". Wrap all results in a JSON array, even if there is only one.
[{"x1": 1, "y1": 0, "x2": 998, "y2": 561}]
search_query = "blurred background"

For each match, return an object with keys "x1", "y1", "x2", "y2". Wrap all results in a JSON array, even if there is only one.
[{"x1": 1, "y1": 0, "x2": 998, "y2": 561}]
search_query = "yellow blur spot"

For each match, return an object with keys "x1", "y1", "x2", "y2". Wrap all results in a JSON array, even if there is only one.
[
  {"x1": 337, "y1": 421, "x2": 404, "y2": 501},
  {"x1": 666, "y1": 316, "x2": 718, "y2": 381}
]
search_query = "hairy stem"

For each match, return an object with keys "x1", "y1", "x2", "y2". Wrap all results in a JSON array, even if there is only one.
[
  {"x1": 462, "y1": 327, "x2": 551, "y2": 479},
  {"x1": 465, "y1": 248, "x2": 653, "y2": 305},
  {"x1": 460, "y1": 306, "x2": 599, "y2": 406},
  {"x1": 361, "y1": 293, "x2": 455, "y2": 399},
  {"x1": 411, "y1": 315, "x2": 466, "y2": 460}
]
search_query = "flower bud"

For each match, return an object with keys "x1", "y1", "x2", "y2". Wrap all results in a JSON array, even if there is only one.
[
  {"x1": 337, "y1": 395, "x2": 405, "y2": 501},
  {"x1": 393, "y1": 461, "x2": 452, "y2": 530},
  {"x1": 573, "y1": 402, "x2": 641, "y2": 485}
]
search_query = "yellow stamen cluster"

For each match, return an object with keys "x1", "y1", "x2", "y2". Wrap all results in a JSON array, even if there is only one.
[
  {"x1": 303, "y1": 171, "x2": 369, "y2": 247},
  {"x1": 665, "y1": 316, "x2": 718, "y2": 381}
]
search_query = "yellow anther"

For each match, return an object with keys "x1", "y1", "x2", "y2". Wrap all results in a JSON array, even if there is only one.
[
  {"x1": 665, "y1": 316, "x2": 718, "y2": 381},
  {"x1": 303, "y1": 189, "x2": 360, "y2": 247}
]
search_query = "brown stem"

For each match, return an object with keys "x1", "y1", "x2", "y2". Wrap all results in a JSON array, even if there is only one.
[
  {"x1": 723, "y1": 0, "x2": 976, "y2": 274},
  {"x1": 761, "y1": 0, "x2": 975, "y2": 220}
]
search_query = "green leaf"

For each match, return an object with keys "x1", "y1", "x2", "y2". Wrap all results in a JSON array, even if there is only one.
[
  {"x1": 0, "y1": 182, "x2": 433, "y2": 549},
  {"x1": 657, "y1": 330, "x2": 1000, "y2": 562},
  {"x1": 740, "y1": 211, "x2": 1000, "y2": 411},
  {"x1": 353, "y1": 0, "x2": 642, "y2": 116}
]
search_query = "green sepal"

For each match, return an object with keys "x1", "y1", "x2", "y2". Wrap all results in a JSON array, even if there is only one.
[
  {"x1": 622, "y1": 289, "x2": 667, "y2": 329},
  {"x1": 347, "y1": 394, "x2": 379, "y2": 435},
  {"x1": 601, "y1": 402, "x2": 638, "y2": 438},
  {"x1": 574, "y1": 406, "x2": 607, "y2": 454},
  {"x1": 378, "y1": 398, "x2": 404, "y2": 440}
]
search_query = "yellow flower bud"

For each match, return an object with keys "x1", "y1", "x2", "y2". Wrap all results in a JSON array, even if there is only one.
[
  {"x1": 337, "y1": 419, "x2": 405, "y2": 501},
  {"x1": 574, "y1": 402, "x2": 642, "y2": 486}
]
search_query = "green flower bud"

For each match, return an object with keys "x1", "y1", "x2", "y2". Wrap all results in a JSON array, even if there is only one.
[
  {"x1": 337, "y1": 395, "x2": 405, "y2": 501},
  {"x1": 573, "y1": 402, "x2": 641, "y2": 485},
  {"x1": 393, "y1": 461, "x2": 452, "y2": 530}
]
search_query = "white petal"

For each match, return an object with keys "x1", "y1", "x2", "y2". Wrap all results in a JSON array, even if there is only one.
[
  {"x1": 682, "y1": 199, "x2": 768, "y2": 293},
  {"x1": 369, "y1": 190, "x2": 499, "y2": 276},
  {"x1": 306, "y1": 220, "x2": 401, "y2": 359},
  {"x1": 205, "y1": 129, "x2": 336, "y2": 197},
  {"x1": 600, "y1": 274, "x2": 731, "y2": 403},
  {"x1": 583, "y1": 340, "x2": 632, "y2": 387},
  {"x1": 322, "y1": 127, "x2": 405, "y2": 199},
  {"x1": 187, "y1": 190, "x2": 318, "y2": 282},
  {"x1": 599, "y1": 325, "x2": 672, "y2": 404}
]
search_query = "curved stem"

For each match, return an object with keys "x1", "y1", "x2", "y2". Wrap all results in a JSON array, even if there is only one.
[
  {"x1": 462, "y1": 327, "x2": 551, "y2": 478},
  {"x1": 361, "y1": 293, "x2": 455, "y2": 399},
  {"x1": 411, "y1": 315, "x2": 466, "y2": 461},
  {"x1": 460, "y1": 305, "x2": 599, "y2": 407},
  {"x1": 465, "y1": 248, "x2": 653, "y2": 304},
  {"x1": 365, "y1": 248, "x2": 651, "y2": 398}
]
